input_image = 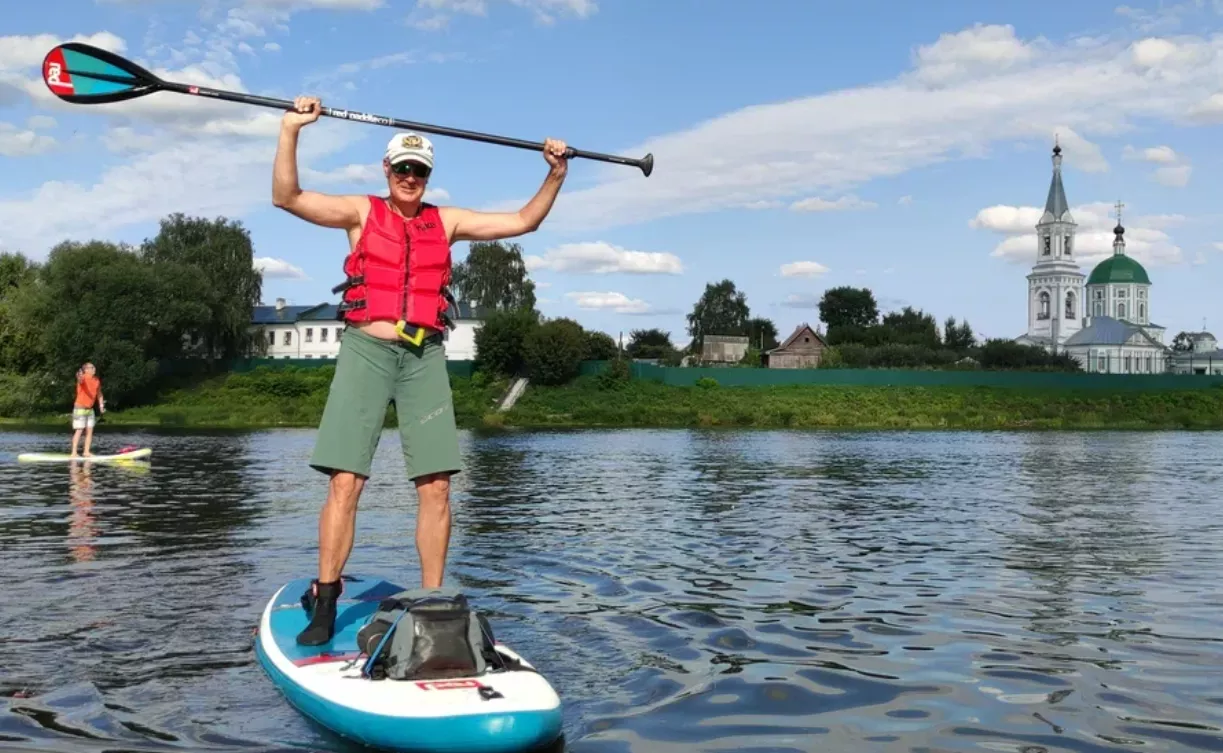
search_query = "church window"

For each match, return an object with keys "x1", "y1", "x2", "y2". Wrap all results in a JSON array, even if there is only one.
[
  {"x1": 1038, "y1": 291, "x2": 1050, "y2": 319},
  {"x1": 1139, "y1": 303, "x2": 1146, "y2": 321},
  {"x1": 1125, "y1": 355, "x2": 1132, "y2": 373},
  {"x1": 1093, "y1": 289, "x2": 1103, "y2": 300},
  {"x1": 1097, "y1": 355, "x2": 1106, "y2": 372},
  {"x1": 1043, "y1": 235, "x2": 1051, "y2": 255},
  {"x1": 1146, "y1": 355, "x2": 1153, "y2": 373},
  {"x1": 1138, "y1": 289, "x2": 1145, "y2": 299},
  {"x1": 1064, "y1": 234, "x2": 1072, "y2": 254},
  {"x1": 1065, "y1": 292, "x2": 1075, "y2": 320},
  {"x1": 1117, "y1": 303, "x2": 1126, "y2": 319},
  {"x1": 1117, "y1": 289, "x2": 1128, "y2": 298},
  {"x1": 1094, "y1": 302, "x2": 1103, "y2": 316}
]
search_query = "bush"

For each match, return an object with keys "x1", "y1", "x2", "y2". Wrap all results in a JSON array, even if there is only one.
[
  {"x1": 474, "y1": 307, "x2": 540, "y2": 377},
  {"x1": 695, "y1": 376, "x2": 718, "y2": 389},
  {"x1": 596, "y1": 356, "x2": 632, "y2": 390},
  {"x1": 585, "y1": 331, "x2": 619, "y2": 360},
  {"x1": 523, "y1": 317, "x2": 587, "y2": 386}
]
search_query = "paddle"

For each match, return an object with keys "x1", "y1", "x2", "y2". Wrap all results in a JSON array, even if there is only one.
[{"x1": 41, "y1": 42, "x2": 654, "y2": 177}]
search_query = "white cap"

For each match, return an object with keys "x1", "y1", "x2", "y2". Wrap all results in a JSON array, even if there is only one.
[{"x1": 384, "y1": 132, "x2": 434, "y2": 169}]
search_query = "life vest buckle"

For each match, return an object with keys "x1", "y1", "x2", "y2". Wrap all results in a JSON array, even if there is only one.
[{"x1": 395, "y1": 321, "x2": 430, "y2": 346}]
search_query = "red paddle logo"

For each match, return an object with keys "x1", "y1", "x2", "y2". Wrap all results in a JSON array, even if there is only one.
[{"x1": 43, "y1": 48, "x2": 74, "y2": 93}]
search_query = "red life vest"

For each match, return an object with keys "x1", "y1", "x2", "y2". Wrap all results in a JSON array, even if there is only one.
[{"x1": 334, "y1": 197, "x2": 455, "y2": 333}]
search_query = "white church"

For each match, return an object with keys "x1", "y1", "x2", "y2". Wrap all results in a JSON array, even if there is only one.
[{"x1": 1014, "y1": 142, "x2": 1170, "y2": 374}]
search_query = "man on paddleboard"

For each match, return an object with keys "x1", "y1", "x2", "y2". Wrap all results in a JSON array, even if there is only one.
[
  {"x1": 272, "y1": 95, "x2": 569, "y2": 646},
  {"x1": 70, "y1": 363, "x2": 104, "y2": 458}
]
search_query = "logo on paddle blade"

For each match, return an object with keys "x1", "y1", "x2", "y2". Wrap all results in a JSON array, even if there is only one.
[{"x1": 43, "y1": 49, "x2": 74, "y2": 93}]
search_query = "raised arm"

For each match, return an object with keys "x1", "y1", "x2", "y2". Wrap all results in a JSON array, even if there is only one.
[
  {"x1": 272, "y1": 96, "x2": 364, "y2": 230},
  {"x1": 442, "y1": 138, "x2": 570, "y2": 242}
]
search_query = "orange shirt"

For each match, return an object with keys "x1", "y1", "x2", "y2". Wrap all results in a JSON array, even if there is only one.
[{"x1": 75, "y1": 375, "x2": 101, "y2": 409}]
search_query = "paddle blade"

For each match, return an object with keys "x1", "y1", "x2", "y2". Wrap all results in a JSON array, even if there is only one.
[{"x1": 43, "y1": 42, "x2": 162, "y2": 104}]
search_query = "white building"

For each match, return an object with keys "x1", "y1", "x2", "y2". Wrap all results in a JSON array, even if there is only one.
[
  {"x1": 1013, "y1": 143, "x2": 1170, "y2": 374},
  {"x1": 1171, "y1": 332, "x2": 1223, "y2": 375},
  {"x1": 250, "y1": 298, "x2": 487, "y2": 360}
]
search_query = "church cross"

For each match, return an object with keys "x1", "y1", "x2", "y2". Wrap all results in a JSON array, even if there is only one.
[{"x1": 1113, "y1": 200, "x2": 1124, "y2": 224}]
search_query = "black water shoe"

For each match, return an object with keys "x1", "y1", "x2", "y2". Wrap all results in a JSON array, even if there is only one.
[{"x1": 296, "y1": 579, "x2": 341, "y2": 646}]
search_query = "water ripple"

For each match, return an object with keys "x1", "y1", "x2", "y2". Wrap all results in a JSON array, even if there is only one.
[{"x1": 1, "y1": 427, "x2": 1222, "y2": 752}]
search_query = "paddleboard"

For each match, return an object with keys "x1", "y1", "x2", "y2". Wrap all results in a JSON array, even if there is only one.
[
  {"x1": 253, "y1": 574, "x2": 564, "y2": 753},
  {"x1": 17, "y1": 447, "x2": 152, "y2": 463}
]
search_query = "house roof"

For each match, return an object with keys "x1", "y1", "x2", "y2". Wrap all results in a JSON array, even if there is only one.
[
  {"x1": 1064, "y1": 316, "x2": 1165, "y2": 348},
  {"x1": 251, "y1": 303, "x2": 321, "y2": 324},
  {"x1": 769, "y1": 323, "x2": 826, "y2": 353},
  {"x1": 1087, "y1": 254, "x2": 1150, "y2": 285},
  {"x1": 251, "y1": 299, "x2": 490, "y2": 325}
]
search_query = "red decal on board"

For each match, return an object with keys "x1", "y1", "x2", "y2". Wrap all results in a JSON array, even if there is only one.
[
  {"x1": 44, "y1": 49, "x2": 74, "y2": 93},
  {"x1": 415, "y1": 679, "x2": 482, "y2": 691}
]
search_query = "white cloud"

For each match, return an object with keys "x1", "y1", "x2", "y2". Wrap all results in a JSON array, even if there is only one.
[
  {"x1": 1192, "y1": 251, "x2": 1207, "y2": 265},
  {"x1": 409, "y1": 0, "x2": 596, "y2": 29},
  {"x1": 973, "y1": 201, "x2": 1184, "y2": 268},
  {"x1": 521, "y1": 26, "x2": 1223, "y2": 234},
  {"x1": 1123, "y1": 144, "x2": 1179, "y2": 163},
  {"x1": 1122, "y1": 143, "x2": 1192, "y2": 186},
  {"x1": 1154, "y1": 164, "x2": 1192, "y2": 187},
  {"x1": 0, "y1": 122, "x2": 55, "y2": 156},
  {"x1": 264, "y1": 42, "x2": 282, "y2": 51},
  {"x1": 1188, "y1": 92, "x2": 1223, "y2": 121},
  {"x1": 911, "y1": 23, "x2": 1037, "y2": 86},
  {"x1": 898, "y1": 195, "x2": 913, "y2": 205},
  {"x1": 565, "y1": 291, "x2": 652, "y2": 314},
  {"x1": 790, "y1": 195, "x2": 877, "y2": 212},
  {"x1": 525, "y1": 242, "x2": 682, "y2": 275},
  {"x1": 779, "y1": 261, "x2": 829, "y2": 278},
  {"x1": 254, "y1": 256, "x2": 308, "y2": 279},
  {"x1": 1213, "y1": 242, "x2": 1223, "y2": 252},
  {"x1": 26, "y1": 115, "x2": 56, "y2": 130}
]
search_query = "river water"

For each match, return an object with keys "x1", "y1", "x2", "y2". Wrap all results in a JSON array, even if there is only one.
[{"x1": 1, "y1": 427, "x2": 1221, "y2": 753}]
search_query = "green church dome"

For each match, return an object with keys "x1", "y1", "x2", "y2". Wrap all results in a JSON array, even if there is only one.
[{"x1": 1088, "y1": 254, "x2": 1150, "y2": 285}]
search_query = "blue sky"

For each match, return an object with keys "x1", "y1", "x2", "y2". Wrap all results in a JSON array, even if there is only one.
[{"x1": 2, "y1": 0, "x2": 1221, "y2": 346}]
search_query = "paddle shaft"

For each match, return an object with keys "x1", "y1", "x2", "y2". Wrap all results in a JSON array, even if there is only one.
[{"x1": 157, "y1": 80, "x2": 653, "y2": 175}]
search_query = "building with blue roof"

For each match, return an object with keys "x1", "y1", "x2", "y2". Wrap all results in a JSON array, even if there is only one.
[{"x1": 250, "y1": 297, "x2": 488, "y2": 360}]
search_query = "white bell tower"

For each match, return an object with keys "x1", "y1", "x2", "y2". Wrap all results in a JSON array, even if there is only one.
[{"x1": 1025, "y1": 138, "x2": 1085, "y2": 349}]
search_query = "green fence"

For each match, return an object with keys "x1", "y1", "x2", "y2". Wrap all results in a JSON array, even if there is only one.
[{"x1": 581, "y1": 360, "x2": 1223, "y2": 391}]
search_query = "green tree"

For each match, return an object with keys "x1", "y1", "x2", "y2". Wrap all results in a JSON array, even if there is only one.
[
  {"x1": 0, "y1": 252, "x2": 43, "y2": 374},
  {"x1": 627, "y1": 328, "x2": 673, "y2": 359},
  {"x1": 1170, "y1": 332, "x2": 1194, "y2": 352},
  {"x1": 473, "y1": 307, "x2": 540, "y2": 377},
  {"x1": 29, "y1": 240, "x2": 210, "y2": 406},
  {"x1": 881, "y1": 306, "x2": 941, "y2": 348},
  {"x1": 0, "y1": 252, "x2": 38, "y2": 293},
  {"x1": 686, "y1": 279, "x2": 750, "y2": 352},
  {"x1": 944, "y1": 316, "x2": 976, "y2": 350},
  {"x1": 819, "y1": 286, "x2": 879, "y2": 332},
  {"x1": 451, "y1": 241, "x2": 537, "y2": 312},
  {"x1": 746, "y1": 317, "x2": 779, "y2": 351},
  {"x1": 523, "y1": 317, "x2": 587, "y2": 386},
  {"x1": 139, "y1": 213, "x2": 263, "y2": 363},
  {"x1": 584, "y1": 330, "x2": 619, "y2": 360}
]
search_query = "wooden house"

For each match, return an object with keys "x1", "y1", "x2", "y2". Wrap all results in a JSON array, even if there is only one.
[{"x1": 766, "y1": 323, "x2": 827, "y2": 368}]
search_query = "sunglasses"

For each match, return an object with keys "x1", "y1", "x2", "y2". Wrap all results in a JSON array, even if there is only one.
[{"x1": 390, "y1": 161, "x2": 431, "y2": 179}]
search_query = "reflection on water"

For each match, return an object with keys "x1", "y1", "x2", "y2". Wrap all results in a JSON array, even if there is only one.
[{"x1": 1, "y1": 427, "x2": 1222, "y2": 752}]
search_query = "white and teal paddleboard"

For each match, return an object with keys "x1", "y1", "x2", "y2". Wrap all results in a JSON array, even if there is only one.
[
  {"x1": 254, "y1": 574, "x2": 564, "y2": 753},
  {"x1": 17, "y1": 447, "x2": 152, "y2": 463}
]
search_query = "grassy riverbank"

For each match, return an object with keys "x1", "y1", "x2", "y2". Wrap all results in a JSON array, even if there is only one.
[{"x1": 3, "y1": 365, "x2": 1223, "y2": 431}]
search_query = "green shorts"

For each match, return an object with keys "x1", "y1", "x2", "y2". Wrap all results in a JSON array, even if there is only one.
[{"x1": 310, "y1": 326, "x2": 463, "y2": 480}]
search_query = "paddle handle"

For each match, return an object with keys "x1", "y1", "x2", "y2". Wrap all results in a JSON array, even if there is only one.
[{"x1": 162, "y1": 81, "x2": 654, "y2": 176}]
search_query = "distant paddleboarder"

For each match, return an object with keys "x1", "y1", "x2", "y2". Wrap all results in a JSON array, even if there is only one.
[
  {"x1": 70, "y1": 363, "x2": 104, "y2": 458},
  {"x1": 271, "y1": 94, "x2": 570, "y2": 646}
]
